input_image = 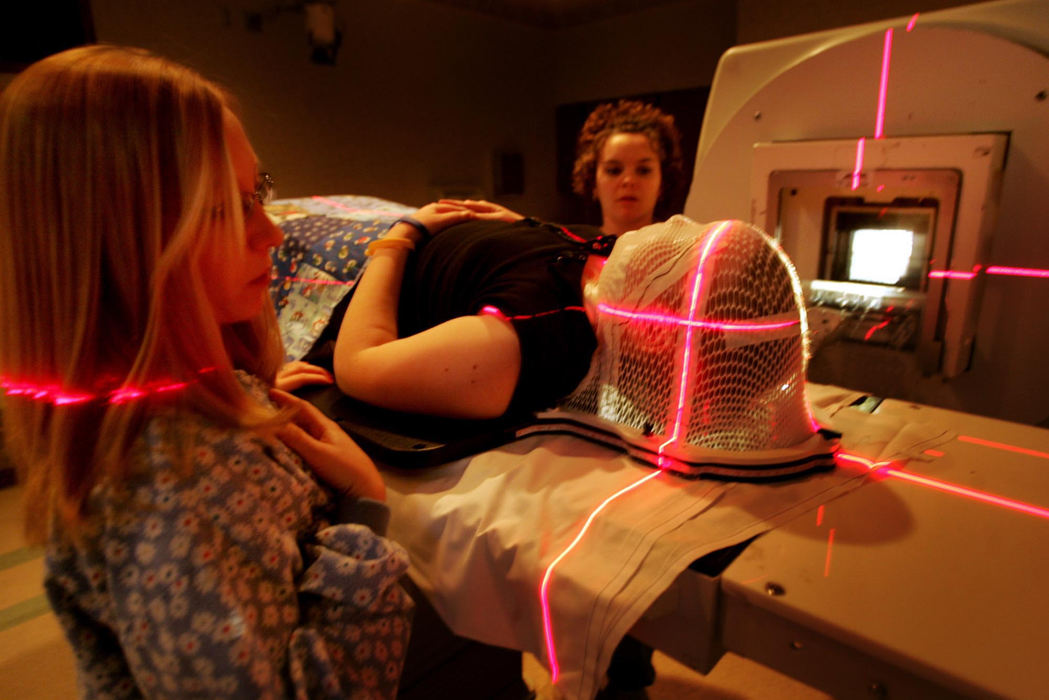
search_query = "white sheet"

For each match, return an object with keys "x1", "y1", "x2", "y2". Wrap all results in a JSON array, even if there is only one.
[{"x1": 382, "y1": 383, "x2": 952, "y2": 700}]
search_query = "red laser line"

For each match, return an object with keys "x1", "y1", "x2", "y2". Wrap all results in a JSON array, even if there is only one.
[
  {"x1": 851, "y1": 137, "x2": 866, "y2": 191},
  {"x1": 906, "y1": 13, "x2": 919, "y2": 32},
  {"x1": 836, "y1": 452, "x2": 1049, "y2": 521},
  {"x1": 876, "y1": 467, "x2": 1049, "y2": 521},
  {"x1": 279, "y1": 276, "x2": 356, "y2": 287},
  {"x1": 479, "y1": 305, "x2": 586, "y2": 322},
  {"x1": 849, "y1": 26, "x2": 893, "y2": 190},
  {"x1": 309, "y1": 196, "x2": 409, "y2": 219},
  {"x1": 875, "y1": 29, "x2": 894, "y2": 139},
  {"x1": 1, "y1": 372, "x2": 213, "y2": 407},
  {"x1": 658, "y1": 221, "x2": 732, "y2": 461},
  {"x1": 539, "y1": 470, "x2": 663, "y2": 683},
  {"x1": 923, "y1": 448, "x2": 945, "y2": 458},
  {"x1": 835, "y1": 453, "x2": 893, "y2": 473},
  {"x1": 958, "y1": 435, "x2": 1049, "y2": 460},
  {"x1": 556, "y1": 225, "x2": 588, "y2": 244},
  {"x1": 929, "y1": 266, "x2": 1049, "y2": 280},
  {"x1": 110, "y1": 388, "x2": 146, "y2": 404},
  {"x1": 928, "y1": 270, "x2": 977, "y2": 280},
  {"x1": 596, "y1": 304, "x2": 800, "y2": 331},
  {"x1": 864, "y1": 318, "x2": 890, "y2": 341},
  {"x1": 816, "y1": 504, "x2": 825, "y2": 526},
  {"x1": 985, "y1": 266, "x2": 1049, "y2": 279},
  {"x1": 823, "y1": 528, "x2": 836, "y2": 577},
  {"x1": 53, "y1": 393, "x2": 94, "y2": 406}
]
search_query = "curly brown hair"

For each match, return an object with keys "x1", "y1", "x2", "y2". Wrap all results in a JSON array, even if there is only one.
[{"x1": 571, "y1": 99, "x2": 684, "y2": 206}]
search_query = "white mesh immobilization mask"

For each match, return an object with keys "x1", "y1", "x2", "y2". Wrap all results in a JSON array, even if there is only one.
[{"x1": 525, "y1": 216, "x2": 838, "y2": 480}]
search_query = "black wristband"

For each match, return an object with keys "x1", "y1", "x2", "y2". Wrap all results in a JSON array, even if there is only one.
[{"x1": 394, "y1": 215, "x2": 432, "y2": 238}]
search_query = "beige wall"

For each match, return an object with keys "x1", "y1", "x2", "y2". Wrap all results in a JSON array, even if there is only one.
[
  {"x1": 91, "y1": 0, "x2": 560, "y2": 215},
  {"x1": 553, "y1": 0, "x2": 735, "y2": 103},
  {"x1": 84, "y1": 0, "x2": 742, "y2": 219},
  {"x1": 4, "y1": 0, "x2": 988, "y2": 218}
]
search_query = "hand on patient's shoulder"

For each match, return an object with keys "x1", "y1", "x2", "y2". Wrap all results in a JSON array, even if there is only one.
[
  {"x1": 275, "y1": 360, "x2": 334, "y2": 391},
  {"x1": 270, "y1": 388, "x2": 386, "y2": 502}
]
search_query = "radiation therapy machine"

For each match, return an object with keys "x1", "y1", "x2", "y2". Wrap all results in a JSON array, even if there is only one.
[
  {"x1": 652, "y1": 1, "x2": 1049, "y2": 697},
  {"x1": 284, "y1": 1, "x2": 1049, "y2": 698}
]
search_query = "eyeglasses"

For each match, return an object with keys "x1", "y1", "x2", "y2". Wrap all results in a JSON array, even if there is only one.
[
  {"x1": 211, "y1": 172, "x2": 275, "y2": 220},
  {"x1": 243, "y1": 172, "x2": 275, "y2": 215}
]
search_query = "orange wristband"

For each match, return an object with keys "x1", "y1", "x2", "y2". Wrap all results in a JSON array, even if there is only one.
[{"x1": 365, "y1": 237, "x2": 415, "y2": 256}]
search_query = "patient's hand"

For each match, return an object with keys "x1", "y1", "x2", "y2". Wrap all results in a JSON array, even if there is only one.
[
  {"x1": 270, "y1": 389, "x2": 386, "y2": 501},
  {"x1": 408, "y1": 201, "x2": 480, "y2": 238},
  {"x1": 439, "y1": 199, "x2": 524, "y2": 222},
  {"x1": 275, "y1": 361, "x2": 334, "y2": 391}
]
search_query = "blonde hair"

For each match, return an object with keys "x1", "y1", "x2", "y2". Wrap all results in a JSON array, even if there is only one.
[{"x1": 0, "y1": 45, "x2": 286, "y2": 543}]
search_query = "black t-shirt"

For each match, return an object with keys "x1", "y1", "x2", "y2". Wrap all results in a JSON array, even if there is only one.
[
  {"x1": 400, "y1": 218, "x2": 606, "y2": 412},
  {"x1": 309, "y1": 218, "x2": 608, "y2": 414}
]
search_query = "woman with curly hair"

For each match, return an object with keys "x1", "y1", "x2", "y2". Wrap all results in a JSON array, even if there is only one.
[
  {"x1": 571, "y1": 100, "x2": 684, "y2": 699},
  {"x1": 572, "y1": 99, "x2": 684, "y2": 236}
]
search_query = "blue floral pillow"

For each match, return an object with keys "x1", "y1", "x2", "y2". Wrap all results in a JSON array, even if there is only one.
[{"x1": 266, "y1": 195, "x2": 417, "y2": 361}]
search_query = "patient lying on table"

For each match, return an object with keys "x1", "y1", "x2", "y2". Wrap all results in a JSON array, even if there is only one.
[
  {"x1": 325, "y1": 201, "x2": 611, "y2": 419},
  {"x1": 275, "y1": 207, "x2": 845, "y2": 700},
  {"x1": 300, "y1": 211, "x2": 836, "y2": 479}
]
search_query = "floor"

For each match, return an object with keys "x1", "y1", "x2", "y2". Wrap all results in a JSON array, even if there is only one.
[
  {"x1": 0, "y1": 483, "x2": 829, "y2": 699},
  {"x1": 522, "y1": 651, "x2": 830, "y2": 700}
]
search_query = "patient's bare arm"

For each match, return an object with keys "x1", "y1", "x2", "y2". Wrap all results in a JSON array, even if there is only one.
[{"x1": 332, "y1": 202, "x2": 523, "y2": 420}]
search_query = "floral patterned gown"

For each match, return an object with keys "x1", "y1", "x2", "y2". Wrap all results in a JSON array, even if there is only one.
[{"x1": 44, "y1": 374, "x2": 413, "y2": 699}]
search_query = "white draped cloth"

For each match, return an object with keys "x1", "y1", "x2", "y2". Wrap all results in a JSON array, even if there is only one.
[{"x1": 383, "y1": 384, "x2": 953, "y2": 700}]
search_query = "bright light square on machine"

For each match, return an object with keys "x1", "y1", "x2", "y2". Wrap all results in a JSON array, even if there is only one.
[{"x1": 847, "y1": 228, "x2": 914, "y2": 285}]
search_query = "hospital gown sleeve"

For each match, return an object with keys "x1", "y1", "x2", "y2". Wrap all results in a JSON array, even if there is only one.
[{"x1": 44, "y1": 413, "x2": 413, "y2": 699}]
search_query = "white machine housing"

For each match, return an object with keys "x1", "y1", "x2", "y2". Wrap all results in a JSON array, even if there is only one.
[{"x1": 685, "y1": 0, "x2": 1049, "y2": 425}]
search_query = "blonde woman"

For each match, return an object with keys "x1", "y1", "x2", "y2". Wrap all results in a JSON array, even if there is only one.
[{"x1": 0, "y1": 45, "x2": 425, "y2": 697}]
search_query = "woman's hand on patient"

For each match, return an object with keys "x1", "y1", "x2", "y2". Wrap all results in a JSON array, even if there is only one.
[
  {"x1": 407, "y1": 201, "x2": 480, "y2": 238},
  {"x1": 439, "y1": 199, "x2": 524, "y2": 222},
  {"x1": 275, "y1": 361, "x2": 334, "y2": 391},
  {"x1": 270, "y1": 389, "x2": 386, "y2": 501},
  {"x1": 404, "y1": 200, "x2": 522, "y2": 242}
]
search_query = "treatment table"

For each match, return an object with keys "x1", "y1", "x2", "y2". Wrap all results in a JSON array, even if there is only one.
[
  {"x1": 633, "y1": 394, "x2": 1049, "y2": 700},
  {"x1": 368, "y1": 386, "x2": 1049, "y2": 700}
]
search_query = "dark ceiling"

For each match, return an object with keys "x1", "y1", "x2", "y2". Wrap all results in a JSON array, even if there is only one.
[{"x1": 418, "y1": 0, "x2": 690, "y2": 28}]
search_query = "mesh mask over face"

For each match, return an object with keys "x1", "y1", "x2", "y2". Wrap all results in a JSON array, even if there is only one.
[{"x1": 527, "y1": 216, "x2": 838, "y2": 480}]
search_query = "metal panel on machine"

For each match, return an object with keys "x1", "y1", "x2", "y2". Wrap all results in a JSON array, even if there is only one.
[{"x1": 750, "y1": 134, "x2": 1007, "y2": 380}]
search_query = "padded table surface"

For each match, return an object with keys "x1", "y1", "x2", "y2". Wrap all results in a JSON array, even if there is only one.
[{"x1": 638, "y1": 398, "x2": 1049, "y2": 699}]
